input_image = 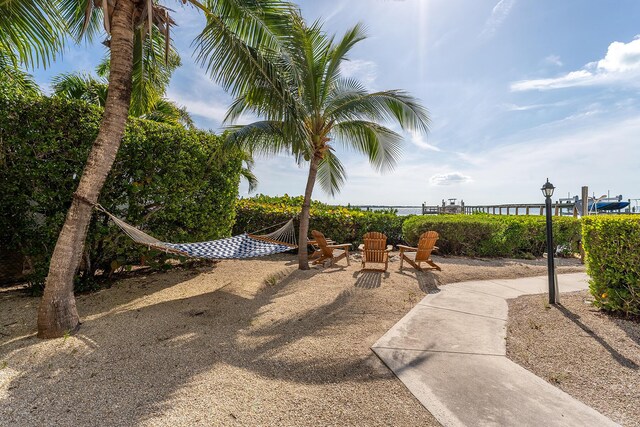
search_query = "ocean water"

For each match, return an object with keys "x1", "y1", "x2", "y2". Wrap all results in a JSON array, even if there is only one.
[{"x1": 360, "y1": 206, "x2": 423, "y2": 216}]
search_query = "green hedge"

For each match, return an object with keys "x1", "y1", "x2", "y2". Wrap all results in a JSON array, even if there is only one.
[
  {"x1": 233, "y1": 195, "x2": 406, "y2": 246},
  {"x1": 402, "y1": 214, "x2": 581, "y2": 258},
  {"x1": 582, "y1": 216, "x2": 640, "y2": 315},
  {"x1": 0, "y1": 93, "x2": 242, "y2": 291}
]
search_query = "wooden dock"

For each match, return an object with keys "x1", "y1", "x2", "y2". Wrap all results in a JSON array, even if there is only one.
[
  {"x1": 462, "y1": 203, "x2": 576, "y2": 216},
  {"x1": 421, "y1": 203, "x2": 575, "y2": 216}
]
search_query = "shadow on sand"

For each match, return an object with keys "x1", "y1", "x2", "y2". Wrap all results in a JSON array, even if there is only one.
[
  {"x1": 0, "y1": 265, "x2": 396, "y2": 425},
  {"x1": 556, "y1": 304, "x2": 638, "y2": 370}
]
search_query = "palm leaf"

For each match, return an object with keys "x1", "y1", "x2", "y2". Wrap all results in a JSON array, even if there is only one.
[
  {"x1": 0, "y1": 54, "x2": 41, "y2": 95},
  {"x1": 193, "y1": 0, "x2": 296, "y2": 99},
  {"x1": 317, "y1": 149, "x2": 346, "y2": 196},
  {"x1": 51, "y1": 72, "x2": 109, "y2": 106},
  {"x1": 0, "y1": 0, "x2": 64, "y2": 68},
  {"x1": 332, "y1": 120, "x2": 403, "y2": 172}
]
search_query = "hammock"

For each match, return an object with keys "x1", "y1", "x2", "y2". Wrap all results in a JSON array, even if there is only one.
[{"x1": 96, "y1": 206, "x2": 297, "y2": 259}]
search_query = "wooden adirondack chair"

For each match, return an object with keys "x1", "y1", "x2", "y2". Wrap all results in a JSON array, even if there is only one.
[
  {"x1": 310, "y1": 230, "x2": 351, "y2": 266},
  {"x1": 308, "y1": 236, "x2": 334, "y2": 261},
  {"x1": 359, "y1": 232, "x2": 393, "y2": 272},
  {"x1": 398, "y1": 231, "x2": 441, "y2": 272}
]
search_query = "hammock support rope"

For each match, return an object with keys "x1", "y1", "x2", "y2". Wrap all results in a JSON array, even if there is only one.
[{"x1": 95, "y1": 205, "x2": 297, "y2": 259}]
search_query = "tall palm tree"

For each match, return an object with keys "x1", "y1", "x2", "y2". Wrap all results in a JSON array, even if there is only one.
[
  {"x1": 36, "y1": 0, "x2": 294, "y2": 338},
  {"x1": 226, "y1": 17, "x2": 431, "y2": 269}
]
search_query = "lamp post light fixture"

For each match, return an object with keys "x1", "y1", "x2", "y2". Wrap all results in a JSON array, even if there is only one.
[{"x1": 541, "y1": 178, "x2": 558, "y2": 304}]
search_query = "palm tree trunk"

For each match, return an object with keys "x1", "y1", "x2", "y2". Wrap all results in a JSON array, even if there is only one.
[
  {"x1": 37, "y1": 0, "x2": 136, "y2": 339},
  {"x1": 298, "y1": 153, "x2": 321, "y2": 270}
]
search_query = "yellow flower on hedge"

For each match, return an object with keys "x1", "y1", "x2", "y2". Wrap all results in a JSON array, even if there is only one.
[{"x1": 602, "y1": 292, "x2": 608, "y2": 299}]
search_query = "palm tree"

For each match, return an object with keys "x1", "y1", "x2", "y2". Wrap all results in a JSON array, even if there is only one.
[
  {"x1": 35, "y1": 0, "x2": 294, "y2": 338},
  {"x1": 225, "y1": 17, "x2": 431, "y2": 269}
]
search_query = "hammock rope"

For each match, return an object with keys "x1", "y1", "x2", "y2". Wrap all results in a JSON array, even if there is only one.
[{"x1": 95, "y1": 205, "x2": 297, "y2": 259}]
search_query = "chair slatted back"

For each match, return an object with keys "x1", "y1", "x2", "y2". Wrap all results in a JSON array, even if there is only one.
[
  {"x1": 311, "y1": 230, "x2": 333, "y2": 257},
  {"x1": 362, "y1": 232, "x2": 388, "y2": 263},
  {"x1": 416, "y1": 231, "x2": 439, "y2": 261}
]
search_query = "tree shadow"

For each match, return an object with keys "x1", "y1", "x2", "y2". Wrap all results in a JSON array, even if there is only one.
[
  {"x1": 386, "y1": 343, "x2": 437, "y2": 377},
  {"x1": 605, "y1": 313, "x2": 640, "y2": 347},
  {"x1": 1, "y1": 265, "x2": 394, "y2": 425},
  {"x1": 555, "y1": 304, "x2": 638, "y2": 370},
  {"x1": 397, "y1": 270, "x2": 441, "y2": 294}
]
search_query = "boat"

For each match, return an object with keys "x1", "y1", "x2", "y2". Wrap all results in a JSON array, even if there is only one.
[{"x1": 560, "y1": 194, "x2": 630, "y2": 215}]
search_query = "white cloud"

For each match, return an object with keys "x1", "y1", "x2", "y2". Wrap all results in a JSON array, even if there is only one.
[
  {"x1": 480, "y1": 0, "x2": 515, "y2": 39},
  {"x1": 409, "y1": 131, "x2": 441, "y2": 151},
  {"x1": 511, "y1": 36, "x2": 640, "y2": 91},
  {"x1": 339, "y1": 59, "x2": 377, "y2": 87},
  {"x1": 429, "y1": 172, "x2": 473, "y2": 186},
  {"x1": 511, "y1": 70, "x2": 594, "y2": 91},
  {"x1": 544, "y1": 55, "x2": 563, "y2": 67},
  {"x1": 596, "y1": 37, "x2": 640, "y2": 72},
  {"x1": 504, "y1": 102, "x2": 555, "y2": 111},
  {"x1": 168, "y1": 96, "x2": 229, "y2": 123}
]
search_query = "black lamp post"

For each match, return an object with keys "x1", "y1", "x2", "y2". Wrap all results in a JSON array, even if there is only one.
[{"x1": 541, "y1": 178, "x2": 557, "y2": 304}]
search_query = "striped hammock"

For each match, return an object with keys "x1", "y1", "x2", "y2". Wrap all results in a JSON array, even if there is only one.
[{"x1": 97, "y1": 206, "x2": 297, "y2": 259}]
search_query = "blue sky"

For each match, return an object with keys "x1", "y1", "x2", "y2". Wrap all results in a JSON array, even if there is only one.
[{"x1": 31, "y1": 0, "x2": 640, "y2": 205}]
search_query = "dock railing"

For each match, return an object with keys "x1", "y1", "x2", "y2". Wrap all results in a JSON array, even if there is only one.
[
  {"x1": 421, "y1": 202, "x2": 577, "y2": 216},
  {"x1": 463, "y1": 203, "x2": 577, "y2": 216}
]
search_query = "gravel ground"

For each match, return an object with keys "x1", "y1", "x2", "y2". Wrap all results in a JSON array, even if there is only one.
[
  {"x1": 1, "y1": 253, "x2": 584, "y2": 427},
  {"x1": 507, "y1": 291, "x2": 640, "y2": 426}
]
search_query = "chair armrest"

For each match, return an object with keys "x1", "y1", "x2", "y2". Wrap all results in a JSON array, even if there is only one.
[
  {"x1": 328, "y1": 243, "x2": 351, "y2": 249},
  {"x1": 309, "y1": 239, "x2": 334, "y2": 245},
  {"x1": 358, "y1": 245, "x2": 393, "y2": 251},
  {"x1": 397, "y1": 244, "x2": 417, "y2": 251}
]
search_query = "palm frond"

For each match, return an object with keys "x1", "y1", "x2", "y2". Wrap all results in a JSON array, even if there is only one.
[
  {"x1": 327, "y1": 88, "x2": 431, "y2": 134},
  {"x1": 317, "y1": 149, "x2": 346, "y2": 196},
  {"x1": 51, "y1": 72, "x2": 109, "y2": 106},
  {"x1": 320, "y1": 23, "x2": 367, "y2": 102},
  {"x1": 130, "y1": 28, "x2": 181, "y2": 117},
  {"x1": 0, "y1": 0, "x2": 64, "y2": 68},
  {"x1": 193, "y1": 0, "x2": 296, "y2": 98},
  {"x1": 0, "y1": 54, "x2": 41, "y2": 95},
  {"x1": 143, "y1": 98, "x2": 195, "y2": 128},
  {"x1": 225, "y1": 120, "x2": 289, "y2": 155},
  {"x1": 332, "y1": 120, "x2": 403, "y2": 172}
]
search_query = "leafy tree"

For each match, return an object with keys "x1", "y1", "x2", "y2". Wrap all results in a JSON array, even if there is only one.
[
  {"x1": 34, "y1": 0, "x2": 294, "y2": 338},
  {"x1": 226, "y1": 16, "x2": 431, "y2": 269}
]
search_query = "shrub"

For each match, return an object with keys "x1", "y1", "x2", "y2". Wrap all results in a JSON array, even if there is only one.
[
  {"x1": 233, "y1": 195, "x2": 407, "y2": 246},
  {"x1": 402, "y1": 214, "x2": 581, "y2": 258},
  {"x1": 0, "y1": 93, "x2": 242, "y2": 292},
  {"x1": 582, "y1": 216, "x2": 640, "y2": 315}
]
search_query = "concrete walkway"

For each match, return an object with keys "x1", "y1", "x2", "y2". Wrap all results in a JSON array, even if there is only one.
[{"x1": 372, "y1": 273, "x2": 619, "y2": 427}]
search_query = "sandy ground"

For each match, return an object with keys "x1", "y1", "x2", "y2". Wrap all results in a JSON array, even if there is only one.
[
  {"x1": 507, "y1": 291, "x2": 640, "y2": 426},
  {"x1": 1, "y1": 253, "x2": 585, "y2": 427}
]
